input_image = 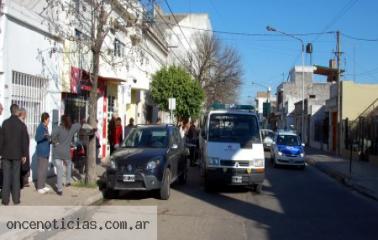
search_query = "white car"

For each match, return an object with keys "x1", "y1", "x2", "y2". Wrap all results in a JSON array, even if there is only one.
[
  {"x1": 261, "y1": 129, "x2": 274, "y2": 150},
  {"x1": 270, "y1": 131, "x2": 305, "y2": 169}
]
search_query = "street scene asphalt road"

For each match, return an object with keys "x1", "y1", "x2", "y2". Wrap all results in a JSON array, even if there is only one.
[{"x1": 93, "y1": 152, "x2": 378, "y2": 240}]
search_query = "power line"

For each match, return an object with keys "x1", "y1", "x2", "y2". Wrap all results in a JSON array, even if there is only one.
[
  {"x1": 163, "y1": 0, "x2": 197, "y2": 56},
  {"x1": 155, "y1": 20, "x2": 335, "y2": 37},
  {"x1": 312, "y1": 0, "x2": 359, "y2": 42},
  {"x1": 126, "y1": 1, "x2": 189, "y2": 67},
  {"x1": 342, "y1": 33, "x2": 378, "y2": 42},
  {"x1": 153, "y1": 9, "x2": 195, "y2": 67}
]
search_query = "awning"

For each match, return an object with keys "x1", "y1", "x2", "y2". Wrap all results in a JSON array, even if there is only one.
[{"x1": 70, "y1": 67, "x2": 126, "y2": 95}]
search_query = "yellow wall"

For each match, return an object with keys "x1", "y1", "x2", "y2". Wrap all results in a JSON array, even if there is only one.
[{"x1": 342, "y1": 81, "x2": 378, "y2": 120}]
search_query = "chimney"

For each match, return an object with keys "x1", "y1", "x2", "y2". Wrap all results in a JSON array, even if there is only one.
[{"x1": 329, "y1": 59, "x2": 337, "y2": 69}]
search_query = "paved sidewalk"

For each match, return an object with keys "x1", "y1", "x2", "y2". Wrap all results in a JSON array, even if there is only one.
[
  {"x1": 305, "y1": 147, "x2": 378, "y2": 200},
  {"x1": 0, "y1": 165, "x2": 107, "y2": 239},
  {"x1": 1, "y1": 165, "x2": 106, "y2": 206}
]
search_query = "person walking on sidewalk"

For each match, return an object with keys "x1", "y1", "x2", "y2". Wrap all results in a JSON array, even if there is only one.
[
  {"x1": 51, "y1": 115, "x2": 81, "y2": 195},
  {"x1": 18, "y1": 108, "x2": 30, "y2": 188},
  {"x1": 35, "y1": 112, "x2": 51, "y2": 194},
  {"x1": 0, "y1": 104, "x2": 29, "y2": 205}
]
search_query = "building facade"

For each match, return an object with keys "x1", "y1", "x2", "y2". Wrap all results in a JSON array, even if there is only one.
[{"x1": 0, "y1": 0, "x2": 180, "y2": 180}]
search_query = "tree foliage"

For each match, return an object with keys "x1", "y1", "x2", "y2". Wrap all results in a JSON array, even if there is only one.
[{"x1": 151, "y1": 66, "x2": 204, "y2": 120}]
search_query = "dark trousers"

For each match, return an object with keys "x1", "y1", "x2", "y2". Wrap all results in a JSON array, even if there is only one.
[
  {"x1": 37, "y1": 157, "x2": 48, "y2": 190},
  {"x1": 2, "y1": 159, "x2": 21, "y2": 205}
]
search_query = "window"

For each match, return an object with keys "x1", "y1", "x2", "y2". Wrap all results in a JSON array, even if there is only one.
[
  {"x1": 309, "y1": 94, "x2": 316, "y2": 99},
  {"x1": 124, "y1": 128, "x2": 168, "y2": 148},
  {"x1": 208, "y1": 114, "x2": 260, "y2": 146},
  {"x1": 114, "y1": 39, "x2": 125, "y2": 57},
  {"x1": 276, "y1": 135, "x2": 300, "y2": 146},
  {"x1": 107, "y1": 95, "x2": 116, "y2": 120},
  {"x1": 11, "y1": 71, "x2": 48, "y2": 138}
]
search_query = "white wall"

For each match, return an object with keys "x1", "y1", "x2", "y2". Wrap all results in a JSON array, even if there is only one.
[{"x1": 1, "y1": 1, "x2": 63, "y2": 179}]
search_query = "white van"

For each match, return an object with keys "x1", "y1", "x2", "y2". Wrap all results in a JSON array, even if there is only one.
[{"x1": 199, "y1": 109, "x2": 265, "y2": 193}]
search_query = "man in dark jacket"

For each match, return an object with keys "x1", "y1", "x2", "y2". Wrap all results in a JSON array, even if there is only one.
[{"x1": 1, "y1": 104, "x2": 29, "y2": 205}]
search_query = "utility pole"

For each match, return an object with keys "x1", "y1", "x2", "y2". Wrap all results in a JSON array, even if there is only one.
[{"x1": 336, "y1": 31, "x2": 342, "y2": 155}]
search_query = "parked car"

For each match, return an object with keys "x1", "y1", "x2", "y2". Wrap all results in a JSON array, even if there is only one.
[
  {"x1": 261, "y1": 129, "x2": 275, "y2": 150},
  {"x1": 270, "y1": 130, "x2": 305, "y2": 169},
  {"x1": 199, "y1": 107, "x2": 265, "y2": 193},
  {"x1": 100, "y1": 125, "x2": 189, "y2": 200}
]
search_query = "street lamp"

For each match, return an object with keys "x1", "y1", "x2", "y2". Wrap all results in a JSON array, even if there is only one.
[{"x1": 266, "y1": 25, "x2": 305, "y2": 141}]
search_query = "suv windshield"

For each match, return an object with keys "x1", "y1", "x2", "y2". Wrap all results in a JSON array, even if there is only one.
[
  {"x1": 123, "y1": 128, "x2": 168, "y2": 148},
  {"x1": 276, "y1": 135, "x2": 300, "y2": 146},
  {"x1": 208, "y1": 113, "x2": 260, "y2": 146}
]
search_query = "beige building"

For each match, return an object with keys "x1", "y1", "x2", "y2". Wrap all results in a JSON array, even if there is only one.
[{"x1": 326, "y1": 81, "x2": 378, "y2": 162}]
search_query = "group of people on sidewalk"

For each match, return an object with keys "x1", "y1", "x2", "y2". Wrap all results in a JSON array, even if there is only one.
[{"x1": 0, "y1": 103, "x2": 92, "y2": 205}]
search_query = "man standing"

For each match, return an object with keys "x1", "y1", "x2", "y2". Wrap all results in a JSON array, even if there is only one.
[
  {"x1": 1, "y1": 104, "x2": 29, "y2": 205},
  {"x1": 124, "y1": 118, "x2": 135, "y2": 139},
  {"x1": 18, "y1": 108, "x2": 30, "y2": 187}
]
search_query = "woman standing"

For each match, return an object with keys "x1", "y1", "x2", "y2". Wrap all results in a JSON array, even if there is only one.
[
  {"x1": 114, "y1": 117, "x2": 123, "y2": 149},
  {"x1": 51, "y1": 115, "x2": 81, "y2": 195},
  {"x1": 35, "y1": 112, "x2": 51, "y2": 194}
]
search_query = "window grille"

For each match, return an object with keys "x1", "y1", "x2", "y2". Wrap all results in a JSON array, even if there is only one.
[{"x1": 11, "y1": 71, "x2": 48, "y2": 138}]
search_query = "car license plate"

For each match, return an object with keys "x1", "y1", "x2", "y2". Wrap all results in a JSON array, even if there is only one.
[
  {"x1": 123, "y1": 174, "x2": 135, "y2": 182},
  {"x1": 232, "y1": 176, "x2": 242, "y2": 184}
]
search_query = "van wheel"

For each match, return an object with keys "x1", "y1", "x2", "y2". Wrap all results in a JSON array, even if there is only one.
[{"x1": 160, "y1": 169, "x2": 171, "y2": 200}]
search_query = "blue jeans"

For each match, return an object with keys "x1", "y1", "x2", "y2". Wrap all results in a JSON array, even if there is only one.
[{"x1": 54, "y1": 159, "x2": 72, "y2": 192}]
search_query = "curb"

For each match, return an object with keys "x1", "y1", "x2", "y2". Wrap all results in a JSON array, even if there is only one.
[
  {"x1": 305, "y1": 156, "x2": 349, "y2": 183},
  {"x1": 81, "y1": 190, "x2": 104, "y2": 206},
  {"x1": 306, "y1": 156, "x2": 378, "y2": 201}
]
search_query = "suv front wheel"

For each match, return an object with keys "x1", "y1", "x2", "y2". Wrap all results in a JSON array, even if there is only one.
[{"x1": 160, "y1": 169, "x2": 171, "y2": 200}]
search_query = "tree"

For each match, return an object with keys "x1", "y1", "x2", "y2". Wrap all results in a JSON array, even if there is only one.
[
  {"x1": 182, "y1": 33, "x2": 243, "y2": 107},
  {"x1": 42, "y1": 0, "x2": 145, "y2": 184},
  {"x1": 151, "y1": 66, "x2": 204, "y2": 121}
]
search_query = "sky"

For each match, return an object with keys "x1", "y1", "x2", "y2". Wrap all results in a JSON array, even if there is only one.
[{"x1": 159, "y1": 0, "x2": 378, "y2": 105}]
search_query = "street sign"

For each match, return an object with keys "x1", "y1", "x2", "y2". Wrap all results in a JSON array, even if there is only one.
[{"x1": 168, "y1": 98, "x2": 176, "y2": 110}]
